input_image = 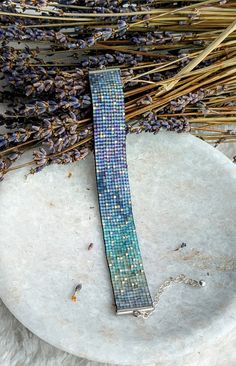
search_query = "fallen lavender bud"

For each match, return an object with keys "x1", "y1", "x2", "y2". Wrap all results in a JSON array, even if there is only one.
[
  {"x1": 88, "y1": 242, "x2": 94, "y2": 250},
  {"x1": 71, "y1": 283, "x2": 82, "y2": 302}
]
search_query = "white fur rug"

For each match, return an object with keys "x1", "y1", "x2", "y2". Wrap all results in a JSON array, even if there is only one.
[
  {"x1": 0, "y1": 142, "x2": 235, "y2": 366},
  {"x1": 0, "y1": 299, "x2": 108, "y2": 366}
]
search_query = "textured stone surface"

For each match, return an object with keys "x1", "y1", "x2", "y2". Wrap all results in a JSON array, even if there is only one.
[{"x1": 0, "y1": 132, "x2": 236, "y2": 366}]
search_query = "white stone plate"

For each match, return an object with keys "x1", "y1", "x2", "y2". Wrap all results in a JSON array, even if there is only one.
[{"x1": 0, "y1": 132, "x2": 236, "y2": 366}]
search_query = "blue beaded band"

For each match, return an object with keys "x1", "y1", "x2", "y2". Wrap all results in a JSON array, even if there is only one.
[{"x1": 89, "y1": 69, "x2": 154, "y2": 315}]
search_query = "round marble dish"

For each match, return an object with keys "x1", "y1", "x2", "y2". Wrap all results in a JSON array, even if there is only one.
[{"x1": 0, "y1": 132, "x2": 236, "y2": 366}]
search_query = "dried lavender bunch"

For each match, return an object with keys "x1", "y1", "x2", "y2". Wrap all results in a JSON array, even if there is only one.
[
  {"x1": 0, "y1": 1, "x2": 232, "y2": 50},
  {"x1": 0, "y1": 0, "x2": 235, "y2": 181}
]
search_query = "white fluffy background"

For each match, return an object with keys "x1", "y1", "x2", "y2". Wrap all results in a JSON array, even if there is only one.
[
  {"x1": 0, "y1": 142, "x2": 235, "y2": 366},
  {"x1": 0, "y1": 299, "x2": 109, "y2": 366}
]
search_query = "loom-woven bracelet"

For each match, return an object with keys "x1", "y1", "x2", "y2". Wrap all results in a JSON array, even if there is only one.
[{"x1": 89, "y1": 68, "x2": 154, "y2": 315}]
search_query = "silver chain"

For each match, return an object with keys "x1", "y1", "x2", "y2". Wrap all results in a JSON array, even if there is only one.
[{"x1": 133, "y1": 274, "x2": 206, "y2": 319}]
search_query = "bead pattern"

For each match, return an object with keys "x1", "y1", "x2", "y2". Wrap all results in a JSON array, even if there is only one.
[{"x1": 89, "y1": 69, "x2": 154, "y2": 314}]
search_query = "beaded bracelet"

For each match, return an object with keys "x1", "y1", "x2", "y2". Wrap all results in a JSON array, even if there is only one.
[{"x1": 89, "y1": 68, "x2": 154, "y2": 315}]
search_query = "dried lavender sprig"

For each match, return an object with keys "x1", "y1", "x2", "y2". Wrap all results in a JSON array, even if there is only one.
[
  {"x1": 0, "y1": 116, "x2": 93, "y2": 155},
  {"x1": 161, "y1": 86, "x2": 227, "y2": 115},
  {"x1": 31, "y1": 142, "x2": 91, "y2": 174},
  {"x1": 10, "y1": 94, "x2": 91, "y2": 116},
  {"x1": 131, "y1": 31, "x2": 192, "y2": 46},
  {"x1": 128, "y1": 116, "x2": 190, "y2": 134},
  {"x1": 79, "y1": 51, "x2": 144, "y2": 68},
  {"x1": 0, "y1": 151, "x2": 22, "y2": 181},
  {"x1": 0, "y1": 25, "x2": 114, "y2": 49},
  {"x1": 0, "y1": 135, "x2": 92, "y2": 180}
]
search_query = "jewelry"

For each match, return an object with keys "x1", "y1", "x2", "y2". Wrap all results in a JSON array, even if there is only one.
[
  {"x1": 89, "y1": 68, "x2": 206, "y2": 318},
  {"x1": 89, "y1": 68, "x2": 154, "y2": 315}
]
